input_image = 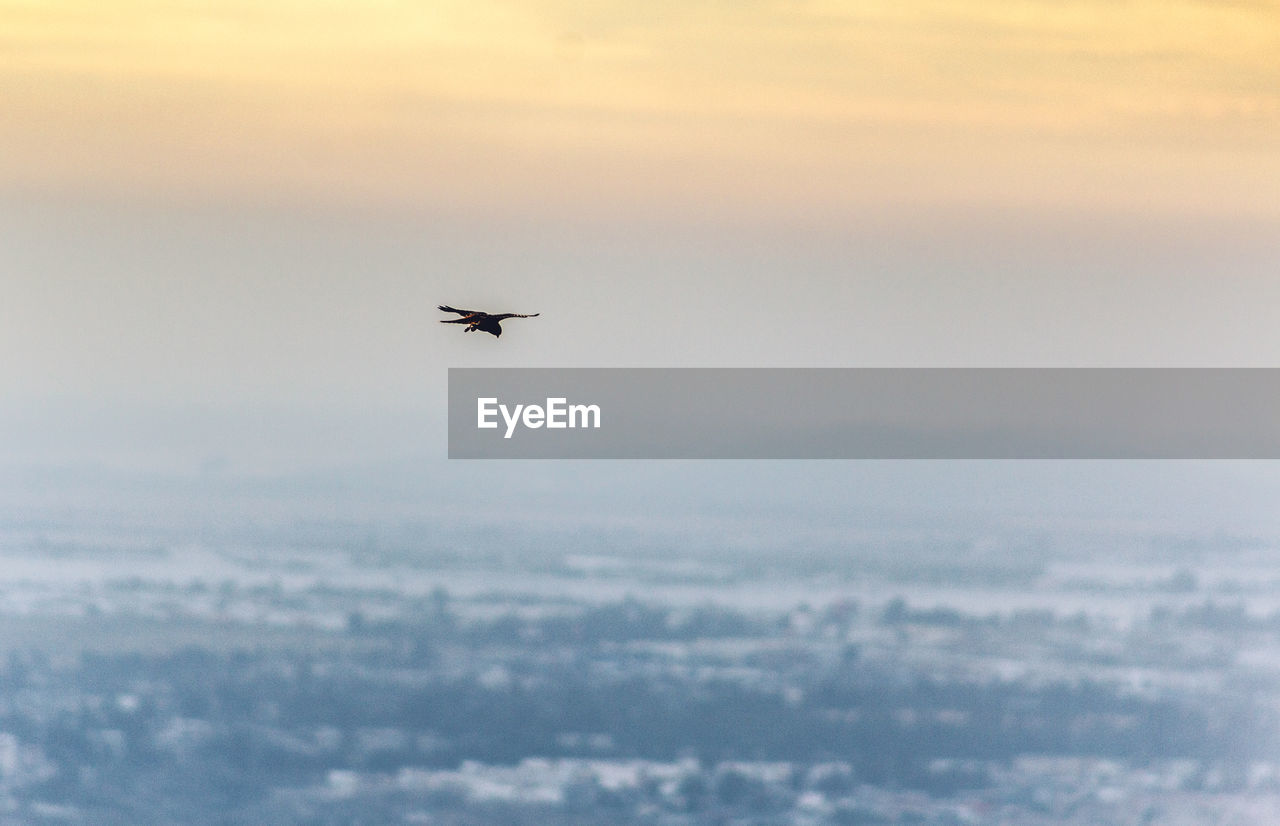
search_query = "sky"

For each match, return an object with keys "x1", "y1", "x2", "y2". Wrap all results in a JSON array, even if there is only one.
[
  {"x1": 3, "y1": 0, "x2": 1277, "y2": 218},
  {"x1": 2, "y1": 1, "x2": 1279, "y2": 509}
]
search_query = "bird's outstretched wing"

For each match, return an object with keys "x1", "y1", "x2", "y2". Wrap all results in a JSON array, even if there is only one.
[
  {"x1": 439, "y1": 317, "x2": 474, "y2": 324},
  {"x1": 438, "y1": 305, "x2": 483, "y2": 316},
  {"x1": 490, "y1": 313, "x2": 540, "y2": 320}
]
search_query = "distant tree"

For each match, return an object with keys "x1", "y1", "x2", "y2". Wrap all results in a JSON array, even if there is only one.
[
  {"x1": 676, "y1": 772, "x2": 709, "y2": 811},
  {"x1": 880, "y1": 597, "x2": 908, "y2": 625},
  {"x1": 714, "y1": 768, "x2": 768, "y2": 809}
]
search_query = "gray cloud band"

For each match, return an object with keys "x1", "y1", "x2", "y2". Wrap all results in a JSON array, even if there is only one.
[{"x1": 448, "y1": 368, "x2": 1280, "y2": 459}]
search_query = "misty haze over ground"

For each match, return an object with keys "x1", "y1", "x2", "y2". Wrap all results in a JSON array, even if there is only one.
[{"x1": 4, "y1": 1, "x2": 1279, "y2": 821}]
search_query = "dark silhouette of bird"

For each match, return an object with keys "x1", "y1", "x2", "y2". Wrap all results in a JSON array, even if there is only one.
[{"x1": 438, "y1": 305, "x2": 540, "y2": 338}]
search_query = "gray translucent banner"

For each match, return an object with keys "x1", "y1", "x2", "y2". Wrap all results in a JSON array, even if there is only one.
[{"x1": 448, "y1": 368, "x2": 1280, "y2": 459}]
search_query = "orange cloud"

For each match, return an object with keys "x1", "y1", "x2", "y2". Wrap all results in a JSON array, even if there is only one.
[{"x1": 1, "y1": 0, "x2": 1276, "y2": 219}]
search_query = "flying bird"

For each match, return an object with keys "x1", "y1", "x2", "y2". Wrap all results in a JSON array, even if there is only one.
[{"x1": 438, "y1": 305, "x2": 540, "y2": 338}]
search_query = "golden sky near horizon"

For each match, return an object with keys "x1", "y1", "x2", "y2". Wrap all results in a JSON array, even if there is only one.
[
  {"x1": 4, "y1": 1, "x2": 1280, "y2": 465},
  {"x1": 3, "y1": 0, "x2": 1278, "y2": 220}
]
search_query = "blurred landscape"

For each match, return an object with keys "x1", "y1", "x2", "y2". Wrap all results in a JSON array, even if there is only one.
[
  {"x1": 3, "y1": 465, "x2": 1280, "y2": 824},
  {"x1": 5, "y1": 0, "x2": 1277, "y2": 822}
]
